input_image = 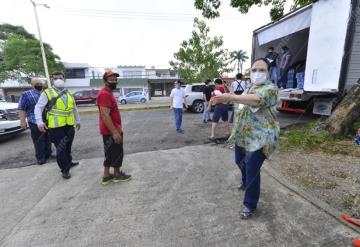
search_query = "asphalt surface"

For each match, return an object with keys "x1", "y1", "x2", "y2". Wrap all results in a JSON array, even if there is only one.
[{"x1": 0, "y1": 109, "x2": 317, "y2": 169}]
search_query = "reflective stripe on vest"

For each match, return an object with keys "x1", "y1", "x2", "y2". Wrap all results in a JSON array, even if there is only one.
[{"x1": 44, "y1": 88, "x2": 75, "y2": 128}]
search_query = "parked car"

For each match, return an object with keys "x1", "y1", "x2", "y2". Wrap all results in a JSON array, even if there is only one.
[
  {"x1": 0, "y1": 101, "x2": 25, "y2": 140},
  {"x1": 73, "y1": 89, "x2": 99, "y2": 105},
  {"x1": 183, "y1": 83, "x2": 215, "y2": 113},
  {"x1": 118, "y1": 91, "x2": 147, "y2": 104}
]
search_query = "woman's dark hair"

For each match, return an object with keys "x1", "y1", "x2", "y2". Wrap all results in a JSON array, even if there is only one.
[
  {"x1": 204, "y1": 79, "x2": 211, "y2": 85},
  {"x1": 252, "y1": 58, "x2": 270, "y2": 71},
  {"x1": 214, "y1": 78, "x2": 223, "y2": 85}
]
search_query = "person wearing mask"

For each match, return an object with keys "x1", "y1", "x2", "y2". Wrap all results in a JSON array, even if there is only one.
[
  {"x1": 279, "y1": 46, "x2": 292, "y2": 89},
  {"x1": 265, "y1": 47, "x2": 279, "y2": 85},
  {"x1": 18, "y1": 78, "x2": 52, "y2": 165},
  {"x1": 213, "y1": 58, "x2": 280, "y2": 219},
  {"x1": 35, "y1": 71, "x2": 80, "y2": 179},
  {"x1": 202, "y1": 79, "x2": 213, "y2": 123},
  {"x1": 170, "y1": 80, "x2": 187, "y2": 134},
  {"x1": 229, "y1": 73, "x2": 246, "y2": 123},
  {"x1": 97, "y1": 71, "x2": 132, "y2": 186},
  {"x1": 208, "y1": 78, "x2": 231, "y2": 140}
]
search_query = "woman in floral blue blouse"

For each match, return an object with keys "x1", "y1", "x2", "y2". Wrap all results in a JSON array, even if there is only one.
[{"x1": 213, "y1": 58, "x2": 280, "y2": 219}]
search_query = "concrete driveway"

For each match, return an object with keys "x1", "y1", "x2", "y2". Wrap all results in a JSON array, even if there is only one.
[{"x1": 0, "y1": 146, "x2": 357, "y2": 247}]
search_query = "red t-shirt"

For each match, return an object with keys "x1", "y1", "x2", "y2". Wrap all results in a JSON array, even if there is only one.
[
  {"x1": 97, "y1": 87, "x2": 122, "y2": 135},
  {"x1": 211, "y1": 85, "x2": 225, "y2": 97}
]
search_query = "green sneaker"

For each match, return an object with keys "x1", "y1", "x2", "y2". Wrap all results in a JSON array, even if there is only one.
[
  {"x1": 112, "y1": 171, "x2": 132, "y2": 183},
  {"x1": 101, "y1": 175, "x2": 114, "y2": 186}
]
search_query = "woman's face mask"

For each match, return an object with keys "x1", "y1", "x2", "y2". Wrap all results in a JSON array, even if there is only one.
[{"x1": 250, "y1": 72, "x2": 268, "y2": 85}]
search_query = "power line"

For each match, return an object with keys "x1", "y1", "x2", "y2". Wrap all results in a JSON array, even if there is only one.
[{"x1": 51, "y1": 7, "x2": 264, "y2": 21}]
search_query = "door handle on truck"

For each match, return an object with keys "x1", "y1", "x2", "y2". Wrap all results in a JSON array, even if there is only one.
[{"x1": 312, "y1": 69, "x2": 318, "y2": 84}]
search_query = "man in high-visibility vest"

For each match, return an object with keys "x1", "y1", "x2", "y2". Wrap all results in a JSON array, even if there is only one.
[{"x1": 35, "y1": 71, "x2": 81, "y2": 179}]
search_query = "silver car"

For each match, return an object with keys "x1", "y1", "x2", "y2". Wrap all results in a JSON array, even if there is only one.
[{"x1": 118, "y1": 91, "x2": 147, "y2": 104}]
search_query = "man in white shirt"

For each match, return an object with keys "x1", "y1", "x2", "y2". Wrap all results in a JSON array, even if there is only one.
[
  {"x1": 34, "y1": 71, "x2": 81, "y2": 179},
  {"x1": 170, "y1": 80, "x2": 188, "y2": 134}
]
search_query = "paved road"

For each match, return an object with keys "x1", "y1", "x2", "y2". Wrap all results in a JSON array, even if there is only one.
[{"x1": 0, "y1": 109, "x2": 317, "y2": 169}]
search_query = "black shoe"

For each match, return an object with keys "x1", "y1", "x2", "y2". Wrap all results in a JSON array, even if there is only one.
[
  {"x1": 112, "y1": 171, "x2": 132, "y2": 182},
  {"x1": 203, "y1": 120, "x2": 207, "y2": 123},
  {"x1": 70, "y1": 162, "x2": 79, "y2": 167},
  {"x1": 237, "y1": 184, "x2": 246, "y2": 190},
  {"x1": 37, "y1": 160, "x2": 46, "y2": 165},
  {"x1": 102, "y1": 174, "x2": 114, "y2": 186},
  {"x1": 62, "y1": 172, "x2": 71, "y2": 179}
]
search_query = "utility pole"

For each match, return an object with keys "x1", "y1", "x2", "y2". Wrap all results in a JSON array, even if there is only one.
[{"x1": 30, "y1": 0, "x2": 51, "y2": 87}]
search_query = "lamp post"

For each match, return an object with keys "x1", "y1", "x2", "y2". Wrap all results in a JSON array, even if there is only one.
[{"x1": 30, "y1": 0, "x2": 51, "y2": 87}]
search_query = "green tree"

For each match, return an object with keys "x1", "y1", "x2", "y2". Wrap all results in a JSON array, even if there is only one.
[
  {"x1": 0, "y1": 24, "x2": 63, "y2": 82},
  {"x1": 194, "y1": 0, "x2": 317, "y2": 21},
  {"x1": 230, "y1": 50, "x2": 249, "y2": 73},
  {"x1": 170, "y1": 18, "x2": 231, "y2": 83}
]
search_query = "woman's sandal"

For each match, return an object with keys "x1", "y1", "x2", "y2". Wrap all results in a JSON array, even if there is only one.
[{"x1": 240, "y1": 207, "x2": 255, "y2": 220}]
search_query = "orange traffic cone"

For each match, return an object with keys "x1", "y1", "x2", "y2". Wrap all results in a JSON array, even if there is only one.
[
  {"x1": 353, "y1": 239, "x2": 360, "y2": 247},
  {"x1": 341, "y1": 214, "x2": 360, "y2": 228}
]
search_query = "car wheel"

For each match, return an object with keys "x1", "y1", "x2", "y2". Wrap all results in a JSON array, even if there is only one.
[
  {"x1": 192, "y1": 100, "x2": 204, "y2": 113},
  {"x1": 120, "y1": 99, "x2": 127, "y2": 104},
  {"x1": 140, "y1": 98, "x2": 146, "y2": 103}
]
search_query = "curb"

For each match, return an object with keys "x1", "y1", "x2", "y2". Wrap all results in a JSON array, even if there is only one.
[
  {"x1": 78, "y1": 105, "x2": 170, "y2": 115},
  {"x1": 263, "y1": 165, "x2": 360, "y2": 234}
]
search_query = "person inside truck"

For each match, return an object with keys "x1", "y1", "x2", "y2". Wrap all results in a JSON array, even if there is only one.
[
  {"x1": 265, "y1": 47, "x2": 279, "y2": 85},
  {"x1": 279, "y1": 46, "x2": 292, "y2": 89},
  {"x1": 212, "y1": 58, "x2": 280, "y2": 219}
]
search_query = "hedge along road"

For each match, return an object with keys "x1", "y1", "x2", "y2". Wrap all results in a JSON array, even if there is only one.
[{"x1": 0, "y1": 109, "x2": 317, "y2": 169}]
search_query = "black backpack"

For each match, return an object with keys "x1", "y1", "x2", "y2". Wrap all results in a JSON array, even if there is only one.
[{"x1": 234, "y1": 80, "x2": 244, "y2": 95}]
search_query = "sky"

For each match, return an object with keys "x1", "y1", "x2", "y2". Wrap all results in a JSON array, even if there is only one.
[{"x1": 0, "y1": 0, "x2": 292, "y2": 73}]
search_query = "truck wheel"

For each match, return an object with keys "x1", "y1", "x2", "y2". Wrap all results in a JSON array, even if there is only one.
[{"x1": 192, "y1": 100, "x2": 204, "y2": 113}]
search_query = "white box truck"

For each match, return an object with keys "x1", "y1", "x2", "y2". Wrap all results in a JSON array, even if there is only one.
[{"x1": 252, "y1": 0, "x2": 360, "y2": 115}]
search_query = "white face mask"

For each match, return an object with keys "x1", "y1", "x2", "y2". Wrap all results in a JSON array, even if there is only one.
[
  {"x1": 250, "y1": 72, "x2": 268, "y2": 85},
  {"x1": 53, "y1": 79, "x2": 65, "y2": 88}
]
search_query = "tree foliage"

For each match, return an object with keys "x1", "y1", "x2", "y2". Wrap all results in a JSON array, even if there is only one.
[
  {"x1": 170, "y1": 18, "x2": 231, "y2": 83},
  {"x1": 0, "y1": 24, "x2": 63, "y2": 82},
  {"x1": 194, "y1": 0, "x2": 317, "y2": 21},
  {"x1": 230, "y1": 50, "x2": 249, "y2": 73}
]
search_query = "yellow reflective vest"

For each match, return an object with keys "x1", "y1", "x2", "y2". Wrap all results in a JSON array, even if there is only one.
[{"x1": 44, "y1": 88, "x2": 75, "y2": 128}]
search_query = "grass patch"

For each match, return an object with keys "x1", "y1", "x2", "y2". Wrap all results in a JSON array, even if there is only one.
[
  {"x1": 280, "y1": 121, "x2": 337, "y2": 150},
  {"x1": 280, "y1": 121, "x2": 359, "y2": 156}
]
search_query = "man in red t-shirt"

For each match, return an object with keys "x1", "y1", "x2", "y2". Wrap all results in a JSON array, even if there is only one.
[{"x1": 97, "y1": 71, "x2": 131, "y2": 185}]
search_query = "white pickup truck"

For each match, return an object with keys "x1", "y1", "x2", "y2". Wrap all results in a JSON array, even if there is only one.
[{"x1": 0, "y1": 100, "x2": 24, "y2": 140}]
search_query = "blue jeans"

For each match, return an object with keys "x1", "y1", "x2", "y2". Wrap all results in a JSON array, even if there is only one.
[
  {"x1": 49, "y1": 125, "x2": 75, "y2": 173},
  {"x1": 270, "y1": 66, "x2": 278, "y2": 85},
  {"x1": 173, "y1": 108, "x2": 183, "y2": 132},
  {"x1": 235, "y1": 145, "x2": 266, "y2": 210},
  {"x1": 203, "y1": 101, "x2": 211, "y2": 121},
  {"x1": 29, "y1": 122, "x2": 52, "y2": 162}
]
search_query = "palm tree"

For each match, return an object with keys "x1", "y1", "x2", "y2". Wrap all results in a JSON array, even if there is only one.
[{"x1": 230, "y1": 50, "x2": 249, "y2": 74}]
